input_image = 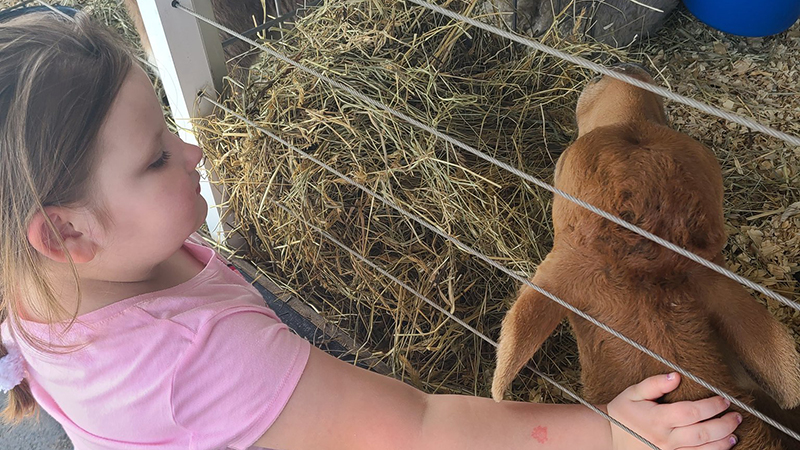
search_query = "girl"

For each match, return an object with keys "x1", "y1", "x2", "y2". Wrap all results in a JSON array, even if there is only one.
[{"x1": 0, "y1": 11, "x2": 741, "y2": 450}]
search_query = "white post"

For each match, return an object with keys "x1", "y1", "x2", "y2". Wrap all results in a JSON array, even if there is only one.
[{"x1": 135, "y1": 0, "x2": 229, "y2": 243}]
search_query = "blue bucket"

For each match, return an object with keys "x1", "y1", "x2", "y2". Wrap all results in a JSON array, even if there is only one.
[{"x1": 683, "y1": 0, "x2": 800, "y2": 37}]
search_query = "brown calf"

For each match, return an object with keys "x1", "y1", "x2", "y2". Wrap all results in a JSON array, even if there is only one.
[{"x1": 491, "y1": 64, "x2": 800, "y2": 449}]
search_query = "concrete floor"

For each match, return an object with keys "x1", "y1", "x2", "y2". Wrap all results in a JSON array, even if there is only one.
[{"x1": 0, "y1": 392, "x2": 72, "y2": 450}]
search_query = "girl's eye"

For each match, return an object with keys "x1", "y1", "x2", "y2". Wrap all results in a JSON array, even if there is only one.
[{"x1": 149, "y1": 150, "x2": 171, "y2": 169}]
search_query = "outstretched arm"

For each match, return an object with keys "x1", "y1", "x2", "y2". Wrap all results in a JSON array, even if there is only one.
[{"x1": 254, "y1": 346, "x2": 740, "y2": 450}]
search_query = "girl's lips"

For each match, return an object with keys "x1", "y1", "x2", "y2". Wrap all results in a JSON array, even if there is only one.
[{"x1": 193, "y1": 171, "x2": 202, "y2": 194}]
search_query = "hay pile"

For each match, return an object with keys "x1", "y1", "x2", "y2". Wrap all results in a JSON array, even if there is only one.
[
  {"x1": 201, "y1": 0, "x2": 619, "y2": 401},
  {"x1": 196, "y1": 0, "x2": 800, "y2": 404}
]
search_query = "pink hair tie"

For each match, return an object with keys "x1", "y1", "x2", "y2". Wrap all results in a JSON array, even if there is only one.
[{"x1": 0, "y1": 343, "x2": 25, "y2": 393}]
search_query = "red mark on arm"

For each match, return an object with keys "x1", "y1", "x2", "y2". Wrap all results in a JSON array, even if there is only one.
[{"x1": 531, "y1": 425, "x2": 548, "y2": 444}]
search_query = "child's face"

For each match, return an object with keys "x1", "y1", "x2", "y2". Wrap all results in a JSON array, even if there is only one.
[{"x1": 87, "y1": 67, "x2": 208, "y2": 280}]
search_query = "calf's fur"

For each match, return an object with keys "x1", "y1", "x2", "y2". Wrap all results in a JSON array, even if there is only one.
[{"x1": 491, "y1": 65, "x2": 800, "y2": 449}]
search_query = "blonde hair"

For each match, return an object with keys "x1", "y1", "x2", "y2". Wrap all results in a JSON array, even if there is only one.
[{"x1": 0, "y1": 11, "x2": 134, "y2": 423}]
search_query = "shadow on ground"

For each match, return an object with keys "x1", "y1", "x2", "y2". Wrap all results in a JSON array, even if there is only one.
[{"x1": 0, "y1": 392, "x2": 72, "y2": 449}]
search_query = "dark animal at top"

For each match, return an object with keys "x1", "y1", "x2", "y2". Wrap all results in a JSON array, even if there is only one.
[{"x1": 483, "y1": 0, "x2": 679, "y2": 47}]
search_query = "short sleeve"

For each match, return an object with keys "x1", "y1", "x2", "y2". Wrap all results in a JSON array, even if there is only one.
[{"x1": 171, "y1": 306, "x2": 310, "y2": 450}]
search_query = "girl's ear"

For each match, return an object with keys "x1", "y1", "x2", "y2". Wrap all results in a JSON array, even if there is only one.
[{"x1": 27, "y1": 207, "x2": 97, "y2": 264}]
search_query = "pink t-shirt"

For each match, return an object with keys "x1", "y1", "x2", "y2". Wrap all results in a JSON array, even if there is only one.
[{"x1": 1, "y1": 238, "x2": 310, "y2": 450}]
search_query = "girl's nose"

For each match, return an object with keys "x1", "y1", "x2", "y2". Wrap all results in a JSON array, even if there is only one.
[{"x1": 184, "y1": 142, "x2": 204, "y2": 169}]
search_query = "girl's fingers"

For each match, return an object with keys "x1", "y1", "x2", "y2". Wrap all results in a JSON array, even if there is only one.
[
  {"x1": 658, "y1": 396, "x2": 732, "y2": 428},
  {"x1": 682, "y1": 434, "x2": 739, "y2": 450},
  {"x1": 627, "y1": 372, "x2": 682, "y2": 402},
  {"x1": 669, "y1": 412, "x2": 741, "y2": 448}
]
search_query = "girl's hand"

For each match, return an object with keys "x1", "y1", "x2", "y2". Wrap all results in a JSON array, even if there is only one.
[{"x1": 607, "y1": 373, "x2": 741, "y2": 450}]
